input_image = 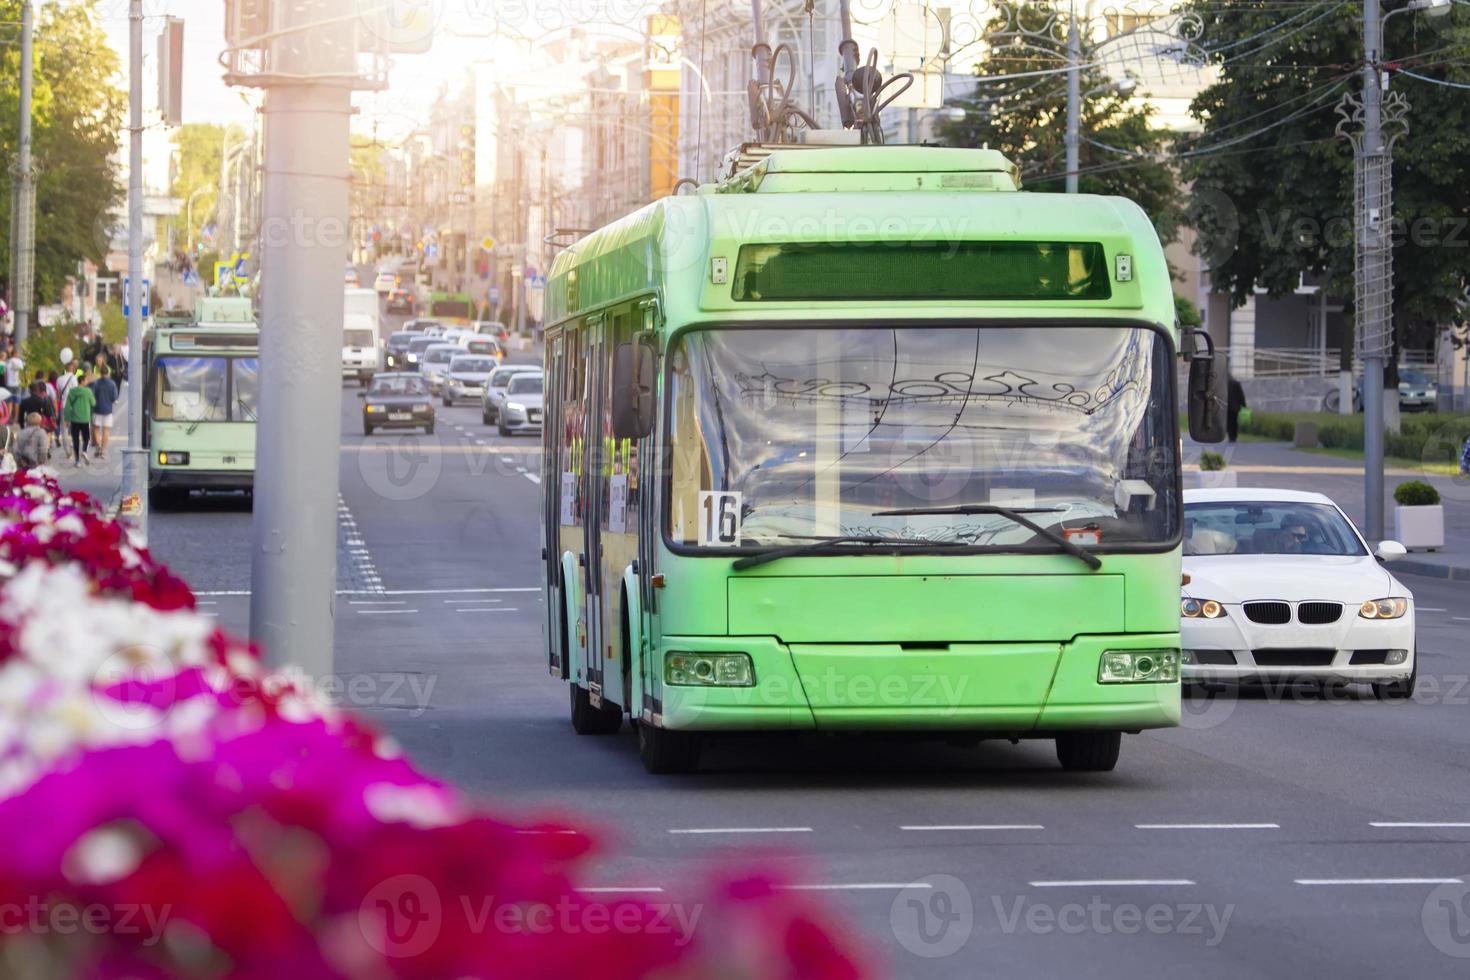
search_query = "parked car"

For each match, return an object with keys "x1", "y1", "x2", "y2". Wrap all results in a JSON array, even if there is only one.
[
  {"x1": 1181, "y1": 488, "x2": 1415, "y2": 699},
  {"x1": 361, "y1": 373, "x2": 434, "y2": 436},
  {"x1": 384, "y1": 331, "x2": 417, "y2": 371},
  {"x1": 420, "y1": 343, "x2": 462, "y2": 393},
  {"x1": 442, "y1": 354, "x2": 500, "y2": 406},
  {"x1": 481, "y1": 365, "x2": 541, "y2": 424},
  {"x1": 386, "y1": 288, "x2": 415, "y2": 315},
  {"x1": 1322, "y1": 367, "x2": 1439, "y2": 413},
  {"x1": 496, "y1": 372, "x2": 545, "y2": 437}
]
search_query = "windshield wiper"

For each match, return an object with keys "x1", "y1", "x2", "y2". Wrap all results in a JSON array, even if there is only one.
[
  {"x1": 870, "y1": 503, "x2": 1102, "y2": 570},
  {"x1": 731, "y1": 534, "x2": 964, "y2": 572}
]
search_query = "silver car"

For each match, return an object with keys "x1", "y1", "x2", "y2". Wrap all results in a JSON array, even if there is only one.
[
  {"x1": 420, "y1": 343, "x2": 461, "y2": 393},
  {"x1": 497, "y1": 372, "x2": 544, "y2": 437},
  {"x1": 480, "y1": 365, "x2": 541, "y2": 424},
  {"x1": 443, "y1": 354, "x2": 499, "y2": 406}
]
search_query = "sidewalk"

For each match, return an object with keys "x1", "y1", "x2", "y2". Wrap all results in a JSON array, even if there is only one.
[
  {"x1": 1184, "y1": 438, "x2": 1470, "y2": 581},
  {"x1": 43, "y1": 389, "x2": 133, "y2": 512}
]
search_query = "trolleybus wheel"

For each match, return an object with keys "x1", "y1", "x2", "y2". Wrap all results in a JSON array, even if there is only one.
[
  {"x1": 638, "y1": 722, "x2": 702, "y2": 774},
  {"x1": 570, "y1": 683, "x2": 622, "y2": 735},
  {"x1": 1055, "y1": 731, "x2": 1121, "y2": 772}
]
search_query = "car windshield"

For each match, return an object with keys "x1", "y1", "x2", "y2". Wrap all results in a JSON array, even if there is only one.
[
  {"x1": 408, "y1": 337, "x2": 435, "y2": 353},
  {"x1": 1400, "y1": 370, "x2": 1428, "y2": 386},
  {"x1": 152, "y1": 356, "x2": 257, "y2": 422},
  {"x1": 344, "y1": 329, "x2": 375, "y2": 348},
  {"x1": 466, "y1": 341, "x2": 501, "y2": 355},
  {"x1": 666, "y1": 325, "x2": 1179, "y2": 549},
  {"x1": 370, "y1": 376, "x2": 428, "y2": 396},
  {"x1": 451, "y1": 357, "x2": 495, "y2": 373},
  {"x1": 425, "y1": 347, "x2": 456, "y2": 364},
  {"x1": 507, "y1": 375, "x2": 544, "y2": 395},
  {"x1": 388, "y1": 332, "x2": 414, "y2": 346},
  {"x1": 1184, "y1": 501, "x2": 1367, "y2": 557},
  {"x1": 490, "y1": 369, "x2": 526, "y2": 388}
]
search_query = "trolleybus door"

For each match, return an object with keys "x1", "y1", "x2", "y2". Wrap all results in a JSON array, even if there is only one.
[
  {"x1": 582, "y1": 328, "x2": 609, "y2": 705},
  {"x1": 543, "y1": 336, "x2": 565, "y2": 678}
]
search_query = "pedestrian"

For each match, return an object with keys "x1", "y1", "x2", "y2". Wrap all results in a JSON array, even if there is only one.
[
  {"x1": 3, "y1": 345, "x2": 22, "y2": 410},
  {"x1": 62, "y1": 368, "x2": 96, "y2": 466},
  {"x1": 1460, "y1": 434, "x2": 1470, "y2": 477},
  {"x1": 14, "y1": 413, "x2": 50, "y2": 470},
  {"x1": 19, "y1": 381, "x2": 55, "y2": 434},
  {"x1": 89, "y1": 364, "x2": 118, "y2": 459},
  {"x1": 1227, "y1": 375, "x2": 1247, "y2": 444}
]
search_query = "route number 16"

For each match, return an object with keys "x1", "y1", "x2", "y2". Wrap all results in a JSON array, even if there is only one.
[{"x1": 698, "y1": 491, "x2": 743, "y2": 547}]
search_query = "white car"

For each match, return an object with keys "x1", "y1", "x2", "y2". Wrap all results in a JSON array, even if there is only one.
[
  {"x1": 497, "y1": 372, "x2": 544, "y2": 437},
  {"x1": 419, "y1": 342, "x2": 462, "y2": 393},
  {"x1": 373, "y1": 271, "x2": 396, "y2": 294},
  {"x1": 481, "y1": 365, "x2": 540, "y2": 424},
  {"x1": 1181, "y1": 488, "x2": 1415, "y2": 698},
  {"x1": 442, "y1": 354, "x2": 499, "y2": 406}
]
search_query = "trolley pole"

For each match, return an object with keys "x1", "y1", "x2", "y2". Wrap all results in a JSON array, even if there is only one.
[
  {"x1": 248, "y1": 0, "x2": 354, "y2": 677},
  {"x1": 1064, "y1": 0, "x2": 1081, "y2": 194},
  {"x1": 124, "y1": 0, "x2": 149, "y2": 536},
  {"x1": 11, "y1": 1, "x2": 35, "y2": 345}
]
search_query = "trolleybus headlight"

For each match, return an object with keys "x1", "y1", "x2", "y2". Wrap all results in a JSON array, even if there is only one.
[
  {"x1": 157, "y1": 451, "x2": 190, "y2": 466},
  {"x1": 365, "y1": 405, "x2": 386, "y2": 414},
  {"x1": 1181, "y1": 598, "x2": 1227, "y2": 619},
  {"x1": 665, "y1": 652, "x2": 754, "y2": 687},
  {"x1": 1099, "y1": 649, "x2": 1179, "y2": 684},
  {"x1": 1359, "y1": 597, "x2": 1408, "y2": 619}
]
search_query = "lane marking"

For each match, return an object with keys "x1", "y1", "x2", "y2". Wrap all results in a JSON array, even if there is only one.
[
  {"x1": 1294, "y1": 878, "x2": 1462, "y2": 886},
  {"x1": 782, "y1": 883, "x2": 933, "y2": 892},
  {"x1": 337, "y1": 493, "x2": 385, "y2": 594},
  {"x1": 457, "y1": 607, "x2": 519, "y2": 613},
  {"x1": 668, "y1": 827, "x2": 813, "y2": 835},
  {"x1": 1418, "y1": 607, "x2": 1447, "y2": 612},
  {"x1": 349, "y1": 600, "x2": 407, "y2": 606},
  {"x1": 356, "y1": 609, "x2": 420, "y2": 615},
  {"x1": 901, "y1": 825, "x2": 1045, "y2": 832},
  {"x1": 1370, "y1": 822, "x2": 1470, "y2": 829},
  {"x1": 1030, "y1": 880, "x2": 1195, "y2": 888},
  {"x1": 524, "y1": 473, "x2": 542, "y2": 485},
  {"x1": 1134, "y1": 823, "x2": 1280, "y2": 830},
  {"x1": 1454, "y1": 617, "x2": 1470, "y2": 623},
  {"x1": 443, "y1": 598, "x2": 504, "y2": 605}
]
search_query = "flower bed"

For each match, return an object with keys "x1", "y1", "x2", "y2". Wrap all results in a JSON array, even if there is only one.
[{"x1": 0, "y1": 471, "x2": 864, "y2": 979}]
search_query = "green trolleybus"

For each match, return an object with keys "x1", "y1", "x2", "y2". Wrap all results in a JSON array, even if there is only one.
[
  {"x1": 539, "y1": 146, "x2": 1226, "y2": 773},
  {"x1": 143, "y1": 296, "x2": 260, "y2": 509}
]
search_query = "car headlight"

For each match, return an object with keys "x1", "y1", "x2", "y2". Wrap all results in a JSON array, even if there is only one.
[
  {"x1": 665, "y1": 652, "x2": 754, "y2": 687},
  {"x1": 1359, "y1": 597, "x2": 1409, "y2": 619},
  {"x1": 365, "y1": 405, "x2": 386, "y2": 413},
  {"x1": 1099, "y1": 649, "x2": 1179, "y2": 684},
  {"x1": 1181, "y1": 597, "x2": 1227, "y2": 619},
  {"x1": 407, "y1": 353, "x2": 418, "y2": 362},
  {"x1": 506, "y1": 402, "x2": 526, "y2": 414},
  {"x1": 413, "y1": 404, "x2": 431, "y2": 413}
]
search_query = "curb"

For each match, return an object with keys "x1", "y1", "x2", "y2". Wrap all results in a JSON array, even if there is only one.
[{"x1": 1394, "y1": 558, "x2": 1470, "y2": 581}]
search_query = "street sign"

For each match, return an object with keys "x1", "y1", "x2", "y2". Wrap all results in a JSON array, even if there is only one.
[
  {"x1": 488, "y1": 286, "x2": 501, "y2": 304},
  {"x1": 425, "y1": 242, "x2": 439, "y2": 259},
  {"x1": 122, "y1": 277, "x2": 151, "y2": 318},
  {"x1": 480, "y1": 235, "x2": 496, "y2": 252}
]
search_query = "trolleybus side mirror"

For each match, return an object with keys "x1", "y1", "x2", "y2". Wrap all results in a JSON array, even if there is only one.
[
  {"x1": 1184, "y1": 329, "x2": 1227, "y2": 444},
  {"x1": 612, "y1": 340, "x2": 656, "y2": 440}
]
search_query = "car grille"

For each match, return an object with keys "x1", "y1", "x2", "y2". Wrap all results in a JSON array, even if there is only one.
[
  {"x1": 1297, "y1": 601, "x2": 1343, "y2": 625},
  {"x1": 528, "y1": 409, "x2": 542, "y2": 421},
  {"x1": 1252, "y1": 649, "x2": 1336, "y2": 668},
  {"x1": 1244, "y1": 601, "x2": 1292, "y2": 625}
]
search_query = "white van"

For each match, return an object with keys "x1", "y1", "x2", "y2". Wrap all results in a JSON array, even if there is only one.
[
  {"x1": 342, "y1": 314, "x2": 380, "y2": 385},
  {"x1": 343, "y1": 287, "x2": 380, "y2": 334}
]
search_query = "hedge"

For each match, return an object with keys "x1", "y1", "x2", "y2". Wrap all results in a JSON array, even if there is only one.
[{"x1": 1240, "y1": 411, "x2": 1470, "y2": 463}]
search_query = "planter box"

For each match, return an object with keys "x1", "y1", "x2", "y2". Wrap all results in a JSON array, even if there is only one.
[
  {"x1": 1394, "y1": 504, "x2": 1444, "y2": 551},
  {"x1": 1190, "y1": 470, "x2": 1238, "y2": 490}
]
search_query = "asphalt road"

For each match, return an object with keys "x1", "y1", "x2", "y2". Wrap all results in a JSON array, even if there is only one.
[{"x1": 130, "y1": 301, "x2": 1470, "y2": 979}]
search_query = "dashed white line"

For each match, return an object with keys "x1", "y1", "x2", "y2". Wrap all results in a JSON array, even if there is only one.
[
  {"x1": 781, "y1": 883, "x2": 933, "y2": 892},
  {"x1": 901, "y1": 825, "x2": 1045, "y2": 832},
  {"x1": 668, "y1": 827, "x2": 813, "y2": 835},
  {"x1": 524, "y1": 473, "x2": 541, "y2": 485},
  {"x1": 1370, "y1": 822, "x2": 1470, "y2": 829},
  {"x1": 1135, "y1": 823, "x2": 1280, "y2": 830},
  {"x1": 457, "y1": 607, "x2": 519, "y2": 613},
  {"x1": 1453, "y1": 617, "x2": 1470, "y2": 623},
  {"x1": 443, "y1": 598, "x2": 504, "y2": 605},
  {"x1": 1419, "y1": 607, "x2": 1447, "y2": 612},
  {"x1": 1294, "y1": 878, "x2": 1461, "y2": 886},
  {"x1": 1030, "y1": 880, "x2": 1196, "y2": 888},
  {"x1": 349, "y1": 600, "x2": 407, "y2": 606},
  {"x1": 356, "y1": 609, "x2": 420, "y2": 615}
]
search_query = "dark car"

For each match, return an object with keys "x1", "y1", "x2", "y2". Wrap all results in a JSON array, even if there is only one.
[
  {"x1": 361, "y1": 373, "x2": 435, "y2": 436},
  {"x1": 400, "y1": 335, "x2": 437, "y2": 371},
  {"x1": 386, "y1": 288, "x2": 415, "y2": 315},
  {"x1": 384, "y1": 331, "x2": 416, "y2": 371},
  {"x1": 403, "y1": 318, "x2": 441, "y2": 333}
]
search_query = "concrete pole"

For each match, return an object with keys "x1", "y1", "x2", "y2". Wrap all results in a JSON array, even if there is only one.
[
  {"x1": 12, "y1": 1, "x2": 35, "y2": 345},
  {"x1": 1361, "y1": 0, "x2": 1385, "y2": 542},
  {"x1": 1064, "y1": 0, "x2": 1082, "y2": 194},
  {"x1": 124, "y1": 0, "x2": 149, "y2": 535},
  {"x1": 249, "y1": 0, "x2": 354, "y2": 675}
]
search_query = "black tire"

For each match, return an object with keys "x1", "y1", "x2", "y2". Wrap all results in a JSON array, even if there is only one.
[
  {"x1": 497, "y1": 419, "x2": 510, "y2": 437},
  {"x1": 363, "y1": 424, "x2": 373, "y2": 436},
  {"x1": 570, "y1": 683, "x2": 622, "y2": 735},
  {"x1": 1056, "y1": 731, "x2": 1122, "y2": 772},
  {"x1": 425, "y1": 423, "x2": 435, "y2": 436},
  {"x1": 482, "y1": 406, "x2": 492, "y2": 425},
  {"x1": 1373, "y1": 659, "x2": 1417, "y2": 702},
  {"x1": 638, "y1": 722, "x2": 702, "y2": 774},
  {"x1": 442, "y1": 395, "x2": 452, "y2": 407}
]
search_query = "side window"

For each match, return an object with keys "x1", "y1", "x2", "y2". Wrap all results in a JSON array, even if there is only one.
[{"x1": 558, "y1": 330, "x2": 584, "y2": 526}]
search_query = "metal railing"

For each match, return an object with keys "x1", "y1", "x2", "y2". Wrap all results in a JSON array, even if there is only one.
[{"x1": 1217, "y1": 347, "x2": 1437, "y2": 380}]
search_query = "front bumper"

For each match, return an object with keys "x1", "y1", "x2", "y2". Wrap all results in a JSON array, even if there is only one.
[
  {"x1": 446, "y1": 382, "x2": 484, "y2": 401},
  {"x1": 1180, "y1": 605, "x2": 1415, "y2": 683},
  {"x1": 364, "y1": 409, "x2": 434, "y2": 429},
  {"x1": 650, "y1": 633, "x2": 1180, "y2": 733},
  {"x1": 500, "y1": 409, "x2": 542, "y2": 432},
  {"x1": 152, "y1": 469, "x2": 253, "y2": 491}
]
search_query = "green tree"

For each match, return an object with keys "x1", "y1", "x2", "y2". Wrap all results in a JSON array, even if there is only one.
[
  {"x1": 937, "y1": 1, "x2": 1186, "y2": 244},
  {"x1": 0, "y1": 1, "x2": 124, "y2": 304},
  {"x1": 1182, "y1": 2, "x2": 1470, "y2": 351},
  {"x1": 171, "y1": 124, "x2": 242, "y2": 253}
]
